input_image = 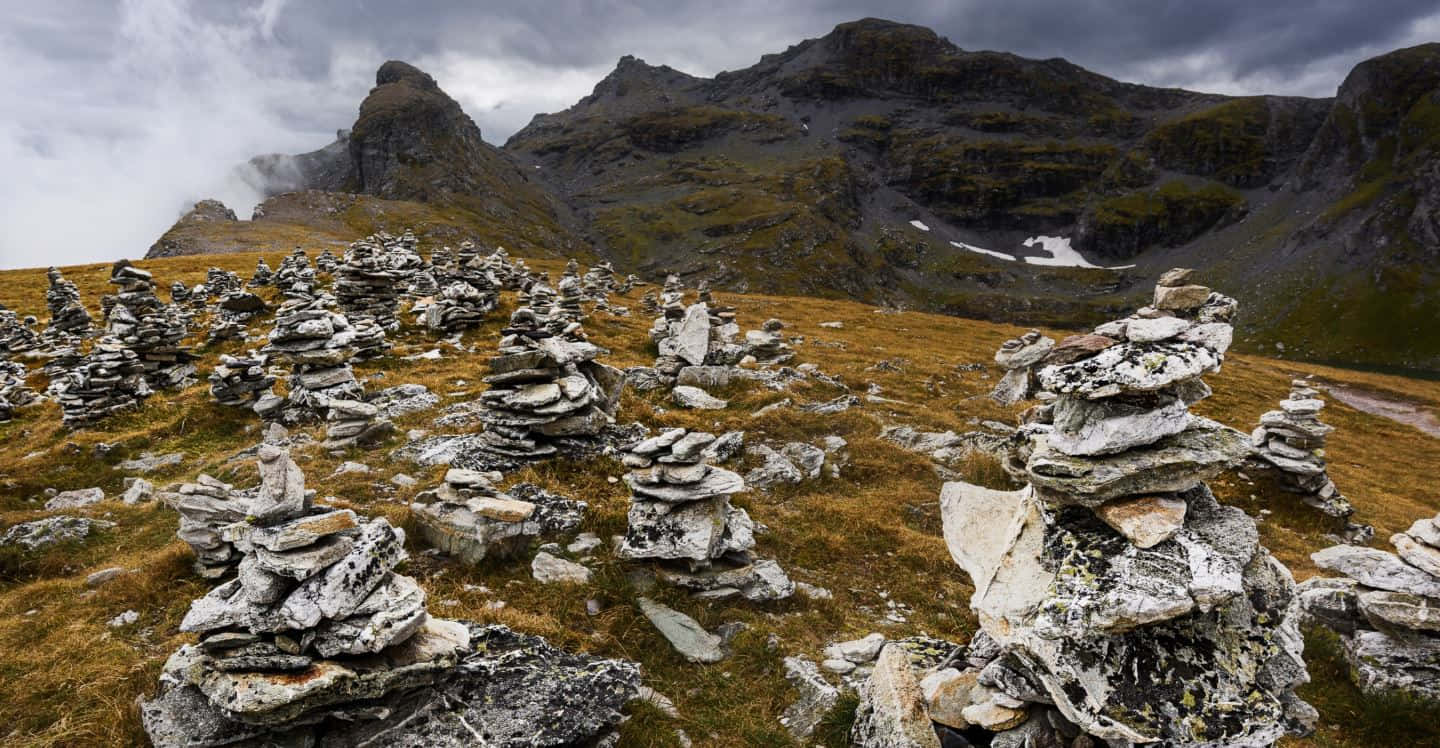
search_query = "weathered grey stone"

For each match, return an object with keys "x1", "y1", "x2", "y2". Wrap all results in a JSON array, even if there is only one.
[
  {"x1": 850, "y1": 644, "x2": 941, "y2": 748},
  {"x1": 1311, "y1": 546, "x2": 1440, "y2": 598},
  {"x1": 1048, "y1": 393, "x2": 1191, "y2": 456},
  {"x1": 781, "y1": 657, "x2": 839, "y2": 739},
  {"x1": 672, "y1": 385, "x2": 728, "y2": 410},
  {"x1": 638, "y1": 597, "x2": 725, "y2": 663},
  {"x1": 531, "y1": 551, "x2": 591, "y2": 584}
]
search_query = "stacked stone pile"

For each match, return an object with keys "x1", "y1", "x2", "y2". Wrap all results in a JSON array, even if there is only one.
[
  {"x1": 524, "y1": 277, "x2": 556, "y2": 320},
  {"x1": 207, "y1": 288, "x2": 268, "y2": 344},
  {"x1": 203, "y1": 267, "x2": 242, "y2": 298},
  {"x1": 105, "y1": 260, "x2": 196, "y2": 389},
  {"x1": 459, "y1": 306, "x2": 624, "y2": 471},
  {"x1": 618, "y1": 428, "x2": 794, "y2": 602},
  {"x1": 553, "y1": 275, "x2": 586, "y2": 326},
  {"x1": 274, "y1": 249, "x2": 317, "y2": 299},
  {"x1": 208, "y1": 353, "x2": 277, "y2": 411},
  {"x1": 44, "y1": 267, "x2": 92, "y2": 337},
  {"x1": 169, "y1": 281, "x2": 194, "y2": 306},
  {"x1": 698, "y1": 283, "x2": 739, "y2": 336},
  {"x1": 582, "y1": 261, "x2": 617, "y2": 299},
  {"x1": 53, "y1": 341, "x2": 152, "y2": 428},
  {"x1": 988, "y1": 330, "x2": 1054, "y2": 406},
  {"x1": 142, "y1": 442, "x2": 475, "y2": 742},
  {"x1": 247, "y1": 259, "x2": 274, "y2": 288},
  {"x1": 411, "y1": 469, "x2": 587, "y2": 563},
  {"x1": 619, "y1": 273, "x2": 642, "y2": 294},
  {"x1": 742, "y1": 318, "x2": 794, "y2": 365},
  {"x1": 1300, "y1": 518, "x2": 1440, "y2": 700},
  {"x1": 639, "y1": 290, "x2": 660, "y2": 316},
  {"x1": 0, "y1": 308, "x2": 42, "y2": 357},
  {"x1": 424, "y1": 280, "x2": 496, "y2": 333},
  {"x1": 163, "y1": 472, "x2": 255, "y2": 578},
  {"x1": 335, "y1": 237, "x2": 402, "y2": 331},
  {"x1": 0, "y1": 360, "x2": 39, "y2": 421},
  {"x1": 314, "y1": 247, "x2": 339, "y2": 274},
  {"x1": 262, "y1": 294, "x2": 364, "y2": 422},
  {"x1": 1252, "y1": 381, "x2": 1370, "y2": 541},
  {"x1": 429, "y1": 245, "x2": 458, "y2": 283},
  {"x1": 923, "y1": 269, "x2": 1313, "y2": 747},
  {"x1": 321, "y1": 397, "x2": 394, "y2": 450}
]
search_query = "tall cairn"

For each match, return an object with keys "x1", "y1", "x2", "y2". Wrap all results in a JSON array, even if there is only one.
[
  {"x1": 1300, "y1": 514, "x2": 1440, "y2": 700},
  {"x1": 314, "y1": 247, "x2": 339, "y2": 275},
  {"x1": 274, "y1": 249, "x2": 318, "y2": 299},
  {"x1": 458, "y1": 307, "x2": 624, "y2": 471},
  {"x1": 105, "y1": 260, "x2": 196, "y2": 390},
  {"x1": 44, "y1": 266, "x2": 92, "y2": 338},
  {"x1": 1251, "y1": 380, "x2": 1371, "y2": 542},
  {"x1": 335, "y1": 235, "x2": 402, "y2": 332},
  {"x1": 618, "y1": 428, "x2": 795, "y2": 601},
  {"x1": 930, "y1": 269, "x2": 1313, "y2": 746},
  {"x1": 261, "y1": 294, "x2": 364, "y2": 422},
  {"x1": 53, "y1": 340, "x2": 152, "y2": 428},
  {"x1": 0, "y1": 361, "x2": 39, "y2": 421}
]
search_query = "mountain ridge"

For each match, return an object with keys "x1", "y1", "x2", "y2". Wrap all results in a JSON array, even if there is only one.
[{"x1": 147, "y1": 18, "x2": 1440, "y2": 373}]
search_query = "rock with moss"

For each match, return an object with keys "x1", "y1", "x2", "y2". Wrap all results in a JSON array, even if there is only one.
[
  {"x1": 261, "y1": 293, "x2": 365, "y2": 424},
  {"x1": 989, "y1": 330, "x2": 1054, "y2": 406},
  {"x1": 1300, "y1": 522, "x2": 1440, "y2": 701}
]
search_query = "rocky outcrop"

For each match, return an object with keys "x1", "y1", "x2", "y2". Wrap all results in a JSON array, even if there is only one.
[
  {"x1": 989, "y1": 330, "x2": 1054, "y2": 406},
  {"x1": 410, "y1": 469, "x2": 586, "y2": 563}
]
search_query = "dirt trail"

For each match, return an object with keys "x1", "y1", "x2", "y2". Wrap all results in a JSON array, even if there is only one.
[{"x1": 1323, "y1": 383, "x2": 1440, "y2": 439}]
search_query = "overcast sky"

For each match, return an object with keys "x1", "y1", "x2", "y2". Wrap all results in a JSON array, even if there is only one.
[{"x1": 3, "y1": 0, "x2": 1438, "y2": 270}]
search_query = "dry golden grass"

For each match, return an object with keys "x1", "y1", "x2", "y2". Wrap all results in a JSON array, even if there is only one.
[{"x1": 0, "y1": 250, "x2": 1438, "y2": 746}]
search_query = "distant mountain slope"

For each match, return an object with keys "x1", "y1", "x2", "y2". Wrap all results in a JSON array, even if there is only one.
[{"x1": 151, "y1": 19, "x2": 1440, "y2": 372}]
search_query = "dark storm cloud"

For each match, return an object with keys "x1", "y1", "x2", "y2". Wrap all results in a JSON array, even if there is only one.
[{"x1": 3, "y1": 0, "x2": 1437, "y2": 267}]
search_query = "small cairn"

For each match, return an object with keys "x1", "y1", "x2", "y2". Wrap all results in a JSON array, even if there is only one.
[
  {"x1": 618, "y1": 273, "x2": 642, "y2": 294},
  {"x1": 742, "y1": 318, "x2": 794, "y2": 365},
  {"x1": 425, "y1": 280, "x2": 497, "y2": 333},
  {"x1": 163, "y1": 471, "x2": 253, "y2": 578},
  {"x1": 274, "y1": 249, "x2": 317, "y2": 299},
  {"x1": 247, "y1": 258, "x2": 274, "y2": 288},
  {"x1": 989, "y1": 330, "x2": 1055, "y2": 406},
  {"x1": 321, "y1": 397, "x2": 394, "y2": 450},
  {"x1": 618, "y1": 428, "x2": 794, "y2": 601},
  {"x1": 168, "y1": 281, "x2": 193, "y2": 306},
  {"x1": 639, "y1": 289, "x2": 660, "y2": 316},
  {"x1": 411, "y1": 469, "x2": 587, "y2": 563},
  {"x1": 208, "y1": 287, "x2": 268, "y2": 344},
  {"x1": 53, "y1": 340, "x2": 152, "y2": 428},
  {"x1": 335, "y1": 236, "x2": 402, "y2": 330},
  {"x1": 0, "y1": 361, "x2": 39, "y2": 421},
  {"x1": 582, "y1": 261, "x2": 617, "y2": 299},
  {"x1": 44, "y1": 267, "x2": 93, "y2": 337},
  {"x1": 1251, "y1": 380, "x2": 1370, "y2": 542},
  {"x1": 208, "y1": 353, "x2": 277, "y2": 412},
  {"x1": 105, "y1": 260, "x2": 196, "y2": 390},
  {"x1": 552, "y1": 275, "x2": 586, "y2": 327},
  {"x1": 525, "y1": 276, "x2": 557, "y2": 320},
  {"x1": 458, "y1": 306, "x2": 624, "y2": 471},
  {"x1": 924, "y1": 269, "x2": 1313, "y2": 746},
  {"x1": 1300, "y1": 515, "x2": 1440, "y2": 700},
  {"x1": 262, "y1": 294, "x2": 363, "y2": 422},
  {"x1": 429, "y1": 245, "x2": 458, "y2": 284},
  {"x1": 314, "y1": 247, "x2": 339, "y2": 274}
]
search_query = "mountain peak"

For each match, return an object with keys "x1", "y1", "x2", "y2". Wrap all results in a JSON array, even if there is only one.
[{"x1": 375, "y1": 60, "x2": 440, "y2": 90}]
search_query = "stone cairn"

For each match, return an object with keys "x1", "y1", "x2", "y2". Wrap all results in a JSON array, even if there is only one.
[
  {"x1": 203, "y1": 267, "x2": 242, "y2": 299},
  {"x1": 989, "y1": 330, "x2": 1054, "y2": 406},
  {"x1": 144, "y1": 439, "x2": 473, "y2": 741},
  {"x1": 208, "y1": 286, "x2": 268, "y2": 344},
  {"x1": 0, "y1": 308, "x2": 42, "y2": 358},
  {"x1": 459, "y1": 306, "x2": 624, "y2": 471},
  {"x1": 618, "y1": 428, "x2": 794, "y2": 601},
  {"x1": 1300, "y1": 514, "x2": 1440, "y2": 701},
  {"x1": 53, "y1": 340, "x2": 152, "y2": 428},
  {"x1": 262, "y1": 294, "x2": 364, "y2": 423},
  {"x1": 105, "y1": 260, "x2": 196, "y2": 390},
  {"x1": 247, "y1": 258, "x2": 274, "y2": 288},
  {"x1": 553, "y1": 274, "x2": 586, "y2": 327},
  {"x1": 649, "y1": 281, "x2": 747, "y2": 382},
  {"x1": 0, "y1": 360, "x2": 39, "y2": 421},
  {"x1": 1251, "y1": 380, "x2": 1371, "y2": 542},
  {"x1": 582, "y1": 261, "x2": 617, "y2": 300},
  {"x1": 334, "y1": 237, "x2": 401, "y2": 362},
  {"x1": 742, "y1": 318, "x2": 795, "y2": 365},
  {"x1": 411, "y1": 469, "x2": 587, "y2": 563},
  {"x1": 164, "y1": 471, "x2": 254, "y2": 579},
  {"x1": 921, "y1": 268, "x2": 1313, "y2": 747},
  {"x1": 321, "y1": 397, "x2": 394, "y2": 451},
  {"x1": 314, "y1": 247, "x2": 339, "y2": 275},
  {"x1": 618, "y1": 273, "x2": 642, "y2": 294},
  {"x1": 208, "y1": 353, "x2": 277, "y2": 412},
  {"x1": 44, "y1": 266, "x2": 92, "y2": 339},
  {"x1": 429, "y1": 245, "x2": 458, "y2": 283},
  {"x1": 639, "y1": 289, "x2": 660, "y2": 316},
  {"x1": 424, "y1": 280, "x2": 497, "y2": 333},
  {"x1": 274, "y1": 249, "x2": 318, "y2": 299}
]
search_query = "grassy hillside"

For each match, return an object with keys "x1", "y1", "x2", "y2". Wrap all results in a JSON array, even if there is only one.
[{"x1": 1, "y1": 251, "x2": 1438, "y2": 746}]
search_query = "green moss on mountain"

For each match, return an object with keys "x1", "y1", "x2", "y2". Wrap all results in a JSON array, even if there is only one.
[
  {"x1": 1078, "y1": 181, "x2": 1247, "y2": 259},
  {"x1": 1145, "y1": 98, "x2": 1271, "y2": 186}
]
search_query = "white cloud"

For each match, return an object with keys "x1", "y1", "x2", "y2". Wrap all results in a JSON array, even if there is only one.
[{"x1": 0, "y1": 0, "x2": 355, "y2": 270}]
